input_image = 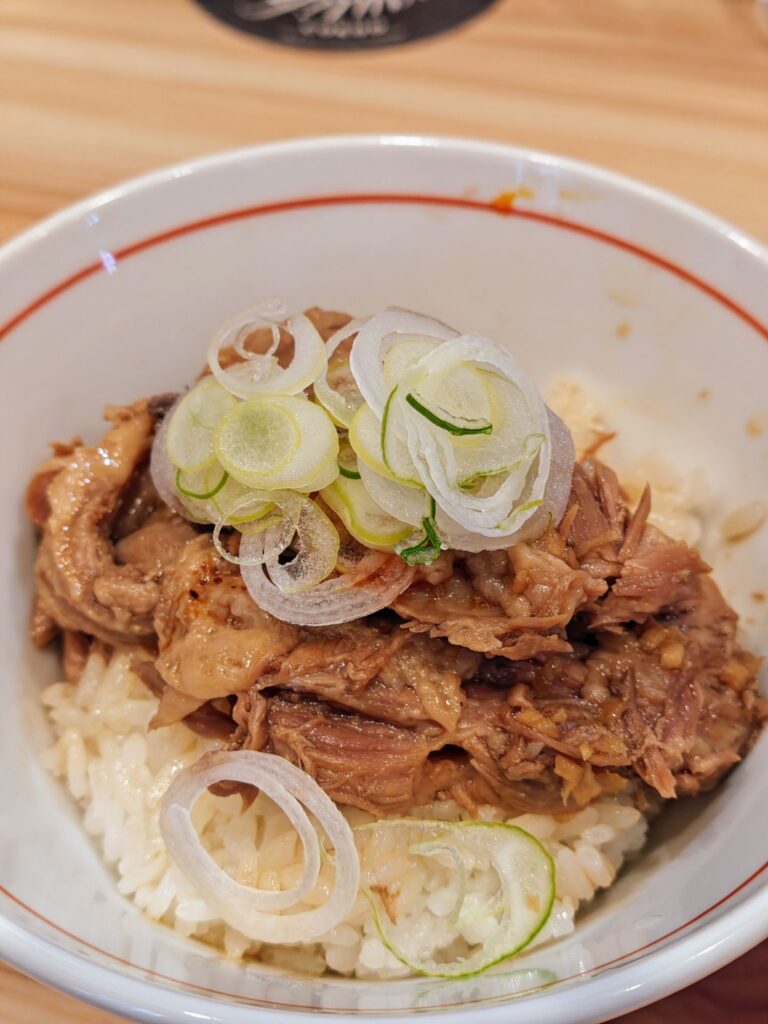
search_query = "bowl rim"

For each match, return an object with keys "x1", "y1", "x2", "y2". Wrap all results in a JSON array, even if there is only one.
[
  {"x1": 2, "y1": 877, "x2": 767, "y2": 1024},
  {"x1": 1, "y1": 133, "x2": 767, "y2": 271},
  {"x1": 1, "y1": 133, "x2": 766, "y2": 1023}
]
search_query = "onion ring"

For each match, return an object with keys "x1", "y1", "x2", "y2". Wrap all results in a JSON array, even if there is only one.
[{"x1": 160, "y1": 750, "x2": 360, "y2": 944}]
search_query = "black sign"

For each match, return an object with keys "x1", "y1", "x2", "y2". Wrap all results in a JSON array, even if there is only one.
[{"x1": 193, "y1": 0, "x2": 498, "y2": 51}]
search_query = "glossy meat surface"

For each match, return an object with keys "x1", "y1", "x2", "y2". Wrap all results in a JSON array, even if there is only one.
[{"x1": 28, "y1": 330, "x2": 764, "y2": 817}]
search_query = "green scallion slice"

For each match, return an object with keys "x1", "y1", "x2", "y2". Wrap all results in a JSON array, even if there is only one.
[{"x1": 405, "y1": 390, "x2": 493, "y2": 437}]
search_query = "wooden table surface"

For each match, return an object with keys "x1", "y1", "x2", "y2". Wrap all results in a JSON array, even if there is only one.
[{"x1": 1, "y1": 0, "x2": 767, "y2": 1020}]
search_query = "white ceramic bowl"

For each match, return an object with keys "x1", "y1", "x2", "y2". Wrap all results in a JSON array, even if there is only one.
[{"x1": 0, "y1": 136, "x2": 766, "y2": 1024}]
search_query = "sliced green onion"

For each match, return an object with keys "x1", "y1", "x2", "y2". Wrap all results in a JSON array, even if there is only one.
[
  {"x1": 381, "y1": 386, "x2": 421, "y2": 486},
  {"x1": 313, "y1": 318, "x2": 366, "y2": 428},
  {"x1": 211, "y1": 489, "x2": 300, "y2": 567},
  {"x1": 357, "y1": 462, "x2": 429, "y2": 527},
  {"x1": 166, "y1": 379, "x2": 237, "y2": 472},
  {"x1": 380, "y1": 386, "x2": 398, "y2": 473},
  {"x1": 321, "y1": 475, "x2": 412, "y2": 549},
  {"x1": 175, "y1": 467, "x2": 229, "y2": 501},
  {"x1": 423, "y1": 514, "x2": 440, "y2": 548},
  {"x1": 497, "y1": 498, "x2": 544, "y2": 531},
  {"x1": 349, "y1": 309, "x2": 459, "y2": 418},
  {"x1": 405, "y1": 390, "x2": 493, "y2": 437},
  {"x1": 459, "y1": 465, "x2": 513, "y2": 491},
  {"x1": 398, "y1": 538, "x2": 439, "y2": 566},
  {"x1": 212, "y1": 477, "x2": 274, "y2": 525},
  {"x1": 337, "y1": 435, "x2": 361, "y2": 480},
  {"x1": 214, "y1": 394, "x2": 339, "y2": 492},
  {"x1": 409, "y1": 840, "x2": 466, "y2": 928},
  {"x1": 235, "y1": 510, "x2": 282, "y2": 535},
  {"x1": 397, "y1": 514, "x2": 442, "y2": 565},
  {"x1": 357, "y1": 818, "x2": 555, "y2": 979},
  {"x1": 381, "y1": 335, "x2": 440, "y2": 389},
  {"x1": 397, "y1": 336, "x2": 556, "y2": 537},
  {"x1": 348, "y1": 403, "x2": 399, "y2": 483},
  {"x1": 457, "y1": 433, "x2": 546, "y2": 492}
]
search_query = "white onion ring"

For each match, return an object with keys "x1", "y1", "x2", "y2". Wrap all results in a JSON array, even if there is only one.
[
  {"x1": 240, "y1": 543, "x2": 415, "y2": 625},
  {"x1": 149, "y1": 402, "x2": 183, "y2": 512},
  {"x1": 234, "y1": 321, "x2": 280, "y2": 362},
  {"x1": 404, "y1": 336, "x2": 551, "y2": 534},
  {"x1": 160, "y1": 750, "x2": 359, "y2": 944},
  {"x1": 357, "y1": 409, "x2": 573, "y2": 552},
  {"x1": 498, "y1": 409, "x2": 574, "y2": 546},
  {"x1": 149, "y1": 401, "x2": 210, "y2": 522},
  {"x1": 434, "y1": 410, "x2": 575, "y2": 551},
  {"x1": 260, "y1": 497, "x2": 340, "y2": 594},
  {"x1": 212, "y1": 489, "x2": 302, "y2": 567},
  {"x1": 349, "y1": 309, "x2": 458, "y2": 418},
  {"x1": 313, "y1": 317, "x2": 367, "y2": 428},
  {"x1": 208, "y1": 305, "x2": 327, "y2": 399},
  {"x1": 354, "y1": 409, "x2": 573, "y2": 553},
  {"x1": 536, "y1": 409, "x2": 576, "y2": 529},
  {"x1": 357, "y1": 460, "x2": 429, "y2": 527}
]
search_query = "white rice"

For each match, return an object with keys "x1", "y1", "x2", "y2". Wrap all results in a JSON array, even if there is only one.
[
  {"x1": 40, "y1": 649, "x2": 648, "y2": 978},
  {"x1": 547, "y1": 377, "x2": 707, "y2": 546}
]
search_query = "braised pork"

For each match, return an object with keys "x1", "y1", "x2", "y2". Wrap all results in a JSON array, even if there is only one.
[{"x1": 27, "y1": 355, "x2": 763, "y2": 818}]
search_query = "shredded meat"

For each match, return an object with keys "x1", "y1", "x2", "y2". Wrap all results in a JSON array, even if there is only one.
[
  {"x1": 169, "y1": 548, "x2": 760, "y2": 814},
  {"x1": 25, "y1": 437, "x2": 82, "y2": 530},
  {"x1": 27, "y1": 311, "x2": 764, "y2": 819},
  {"x1": 589, "y1": 527, "x2": 709, "y2": 630},
  {"x1": 131, "y1": 653, "x2": 235, "y2": 739},
  {"x1": 30, "y1": 596, "x2": 58, "y2": 648},
  {"x1": 153, "y1": 536, "x2": 301, "y2": 699},
  {"x1": 115, "y1": 506, "x2": 198, "y2": 577},
  {"x1": 255, "y1": 681, "x2": 628, "y2": 816},
  {"x1": 28, "y1": 402, "x2": 198, "y2": 647},
  {"x1": 394, "y1": 532, "x2": 606, "y2": 657},
  {"x1": 61, "y1": 631, "x2": 92, "y2": 684},
  {"x1": 152, "y1": 530, "x2": 474, "y2": 731},
  {"x1": 111, "y1": 462, "x2": 163, "y2": 541},
  {"x1": 231, "y1": 687, "x2": 269, "y2": 751},
  {"x1": 253, "y1": 626, "x2": 472, "y2": 730},
  {"x1": 267, "y1": 695, "x2": 445, "y2": 815},
  {"x1": 32, "y1": 403, "x2": 169, "y2": 644}
]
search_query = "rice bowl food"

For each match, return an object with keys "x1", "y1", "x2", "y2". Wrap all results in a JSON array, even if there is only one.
[
  {"x1": 27, "y1": 302, "x2": 764, "y2": 981},
  {"x1": 40, "y1": 649, "x2": 648, "y2": 977}
]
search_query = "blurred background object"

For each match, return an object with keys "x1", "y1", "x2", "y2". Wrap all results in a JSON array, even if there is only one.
[
  {"x1": 0, "y1": 0, "x2": 766, "y2": 1021},
  {"x1": 192, "y1": 0, "x2": 499, "y2": 50}
]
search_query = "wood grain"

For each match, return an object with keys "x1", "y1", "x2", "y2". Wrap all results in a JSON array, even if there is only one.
[
  {"x1": 1, "y1": 0, "x2": 768, "y2": 245},
  {"x1": 0, "y1": 964, "x2": 125, "y2": 1024},
  {"x1": 1, "y1": 0, "x2": 767, "y2": 1020}
]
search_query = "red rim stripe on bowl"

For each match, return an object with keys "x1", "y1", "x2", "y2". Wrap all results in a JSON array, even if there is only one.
[
  {"x1": 2, "y1": 859, "x2": 766, "y2": 1013},
  {"x1": 1, "y1": 193, "x2": 767, "y2": 343}
]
